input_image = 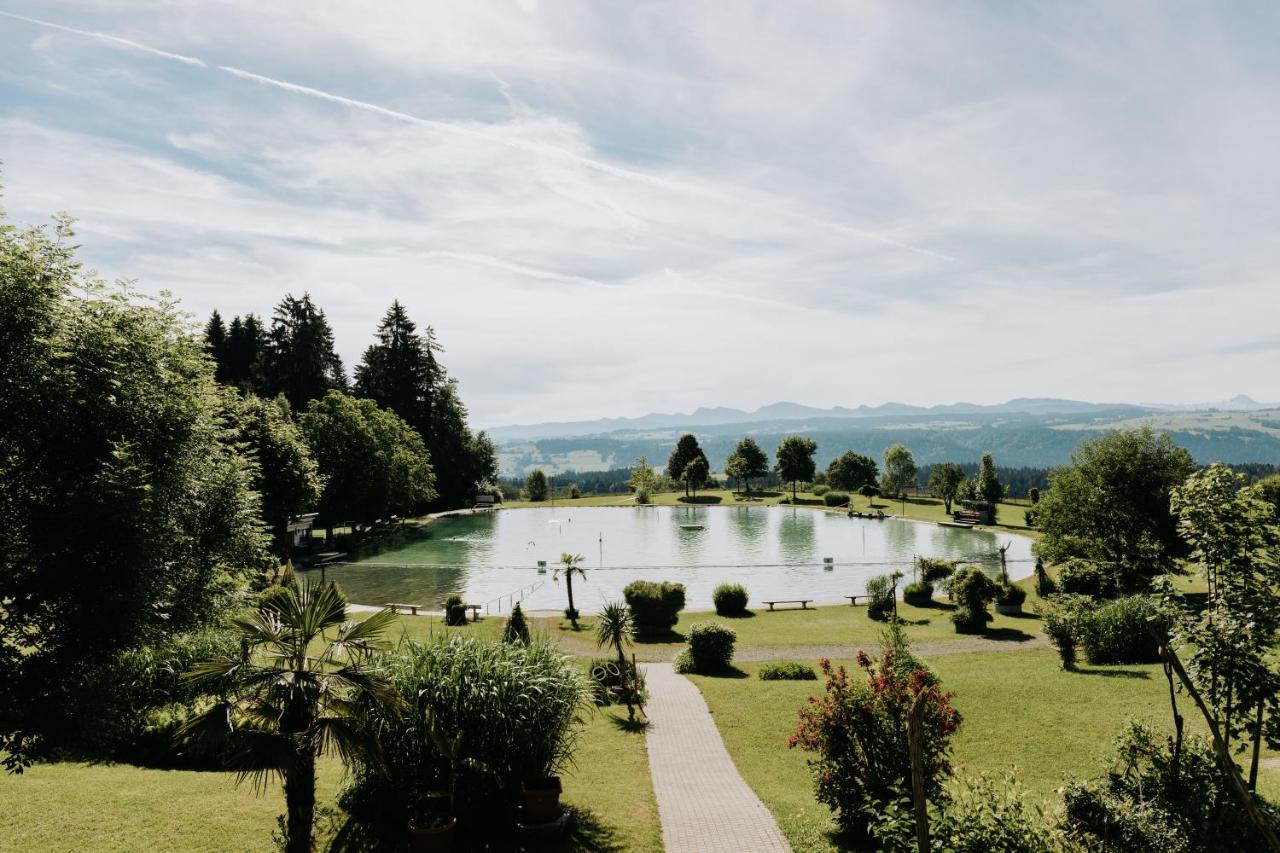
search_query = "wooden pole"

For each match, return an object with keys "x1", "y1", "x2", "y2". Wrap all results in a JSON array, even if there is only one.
[
  {"x1": 1150, "y1": 627, "x2": 1280, "y2": 852},
  {"x1": 907, "y1": 691, "x2": 930, "y2": 853}
]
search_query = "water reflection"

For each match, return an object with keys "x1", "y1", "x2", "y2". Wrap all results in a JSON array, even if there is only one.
[{"x1": 777, "y1": 508, "x2": 816, "y2": 562}]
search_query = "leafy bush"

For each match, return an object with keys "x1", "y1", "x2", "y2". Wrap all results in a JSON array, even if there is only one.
[
  {"x1": 587, "y1": 658, "x2": 647, "y2": 708},
  {"x1": 759, "y1": 662, "x2": 816, "y2": 681},
  {"x1": 1034, "y1": 558, "x2": 1056, "y2": 597},
  {"x1": 1058, "y1": 559, "x2": 1118, "y2": 599},
  {"x1": 444, "y1": 593, "x2": 467, "y2": 626},
  {"x1": 675, "y1": 623, "x2": 736, "y2": 673},
  {"x1": 1062, "y1": 720, "x2": 1279, "y2": 852},
  {"x1": 995, "y1": 579, "x2": 1027, "y2": 606},
  {"x1": 502, "y1": 603, "x2": 530, "y2": 644},
  {"x1": 1039, "y1": 594, "x2": 1092, "y2": 670},
  {"x1": 342, "y1": 637, "x2": 587, "y2": 839},
  {"x1": 1076, "y1": 595, "x2": 1160, "y2": 664},
  {"x1": 635, "y1": 489, "x2": 651, "y2": 504},
  {"x1": 713, "y1": 583, "x2": 749, "y2": 616},
  {"x1": 947, "y1": 567, "x2": 998, "y2": 633},
  {"x1": 903, "y1": 581, "x2": 934, "y2": 606},
  {"x1": 865, "y1": 573, "x2": 897, "y2": 621},
  {"x1": 823, "y1": 491, "x2": 849, "y2": 506},
  {"x1": 916, "y1": 557, "x2": 956, "y2": 584},
  {"x1": 623, "y1": 580, "x2": 686, "y2": 633},
  {"x1": 812, "y1": 484, "x2": 830, "y2": 496},
  {"x1": 932, "y1": 773, "x2": 1064, "y2": 853},
  {"x1": 568, "y1": 484, "x2": 581, "y2": 499},
  {"x1": 790, "y1": 650, "x2": 961, "y2": 842}
]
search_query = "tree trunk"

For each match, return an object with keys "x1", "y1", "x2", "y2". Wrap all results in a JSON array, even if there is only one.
[
  {"x1": 1251, "y1": 702, "x2": 1265, "y2": 791},
  {"x1": 283, "y1": 742, "x2": 316, "y2": 853},
  {"x1": 566, "y1": 574, "x2": 577, "y2": 627},
  {"x1": 907, "y1": 692, "x2": 930, "y2": 853}
]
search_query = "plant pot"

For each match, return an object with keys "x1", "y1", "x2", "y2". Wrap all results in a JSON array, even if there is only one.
[
  {"x1": 522, "y1": 775, "x2": 563, "y2": 824},
  {"x1": 995, "y1": 601, "x2": 1023, "y2": 616},
  {"x1": 407, "y1": 817, "x2": 456, "y2": 852}
]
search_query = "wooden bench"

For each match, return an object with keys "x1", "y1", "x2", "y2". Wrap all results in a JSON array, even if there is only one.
[
  {"x1": 762, "y1": 599, "x2": 812, "y2": 611},
  {"x1": 465, "y1": 604, "x2": 483, "y2": 622},
  {"x1": 386, "y1": 602, "x2": 426, "y2": 615},
  {"x1": 844, "y1": 595, "x2": 869, "y2": 606}
]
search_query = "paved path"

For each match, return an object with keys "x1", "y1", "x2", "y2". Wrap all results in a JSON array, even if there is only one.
[{"x1": 641, "y1": 663, "x2": 790, "y2": 853}]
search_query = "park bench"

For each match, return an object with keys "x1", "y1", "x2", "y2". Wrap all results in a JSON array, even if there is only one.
[
  {"x1": 844, "y1": 595, "x2": 869, "y2": 606},
  {"x1": 465, "y1": 604, "x2": 483, "y2": 622},
  {"x1": 762, "y1": 599, "x2": 812, "y2": 611},
  {"x1": 387, "y1": 602, "x2": 425, "y2": 615}
]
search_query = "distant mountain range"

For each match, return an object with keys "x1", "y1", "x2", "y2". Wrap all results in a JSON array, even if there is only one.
[
  {"x1": 488, "y1": 395, "x2": 1280, "y2": 477},
  {"x1": 487, "y1": 397, "x2": 1152, "y2": 441}
]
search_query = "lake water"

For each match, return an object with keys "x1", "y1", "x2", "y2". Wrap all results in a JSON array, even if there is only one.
[{"x1": 304, "y1": 506, "x2": 1034, "y2": 614}]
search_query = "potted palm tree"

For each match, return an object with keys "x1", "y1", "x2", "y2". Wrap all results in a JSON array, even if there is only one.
[
  {"x1": 553, "y1": 552, "x2": 586, "y2": 629},
  {"x1": 179, "y1": 580, "x2": 402, "y2": 853},
  {"x1": 594, "y1": 600, "x2": 644, "y2": 723}
]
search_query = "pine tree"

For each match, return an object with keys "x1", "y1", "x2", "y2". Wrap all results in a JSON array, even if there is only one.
[
  {"x1": 260, "y1": 294, "x2": 347, "y2": 410},
  {"x1": 204, "y1": 310, "x2": 228, "y2": 380}
]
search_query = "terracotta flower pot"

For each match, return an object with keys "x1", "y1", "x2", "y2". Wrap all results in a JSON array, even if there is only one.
[
  {"x1": 407, "y1": 817, "x2": 457, "y2": 853},
  {"x1": 522, "y1": 776, "x2": 563, "y2": 824}
]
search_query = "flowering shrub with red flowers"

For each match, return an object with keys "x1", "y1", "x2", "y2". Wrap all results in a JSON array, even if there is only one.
[{"x1": 789, "y1": 650, "x2": 961, "y2": 840}]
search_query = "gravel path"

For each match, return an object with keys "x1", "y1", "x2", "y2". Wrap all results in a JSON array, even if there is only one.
[{"x1": 641, "y1": 663, "x2": 791, "y2": 852}]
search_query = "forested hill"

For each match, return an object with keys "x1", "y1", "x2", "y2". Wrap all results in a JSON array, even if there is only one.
[{"x1": 494, "y1": 409, "x2": 1280, "y2": 476}]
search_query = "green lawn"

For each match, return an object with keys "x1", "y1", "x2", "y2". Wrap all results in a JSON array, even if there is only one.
[
  {"x1": 500, "y1": 490, "x2": 1036, "y2": 535},
  {"x1": 689, "y1": 648, "x2": 1280, "y2": 852},
  {"x1": 0, "y1": 652, "x2": 660, "y2": 853}
]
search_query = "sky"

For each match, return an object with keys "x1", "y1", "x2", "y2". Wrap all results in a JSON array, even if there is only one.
[{"x1": 2, "y1": 1, "x2": 1278, "y2": 428}]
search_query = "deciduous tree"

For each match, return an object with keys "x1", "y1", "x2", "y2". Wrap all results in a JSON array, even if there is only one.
[
  {"x1": 827, "y1": 451, "x2": 878, "y2": 492},
  {"x1": 928, "y1": 462, "x2": 966, "y2": 514},
  {"x1": 775, "y1": 435, "x2": 818, "y2": 501},
  {"x1": 880, "y1": 444, "x2": 918, "y2": 498},
  {"x1": 667, "y1": 434, "x2": 709, "y2": 498}
]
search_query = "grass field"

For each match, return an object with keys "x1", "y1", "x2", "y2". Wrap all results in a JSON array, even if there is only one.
[
  {"x1": 689, "y1": 649, "x2": 1280, "y2": 852},
  {"x1": 501, "y1": 489, "x2": 1036, "y2": 535},
  {"x1": 0, "y1": 651, "x2": 660, "y2": 853}
]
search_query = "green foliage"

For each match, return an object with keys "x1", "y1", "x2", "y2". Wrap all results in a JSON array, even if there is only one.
[
  {"x1": 976, "y1": 452, "x2": 1005, "y2": 505},
  {"x1": 916, "y1": 557, "x2": 957, "y2": 584},
  {"x1": 713, "y1": 583, "x2": 750, "y2": 616},
  {"x1": 667, "y1": 434, "x2": 710, "y2": 497},
  {"x1": 501, "y1": 603, "x2": 529, "y2": 644},
  {"x1": 568, "y1": 483, "x2": 581, "y2": 499},
  {"x1": 1034, "y1": 558, "x2": 1057, "y2": 597},
  {"x1": 680, "y1": 455, "x2": 710, "y2": 496},
  {"x1": 931, "y1": 773, "x2": 1064, "y2": 853},
  {"x1": 1038, "y1": 594, "x2": 1093, "y2": 670},
  {"x1": 342, "y1": 636, "x2": 587, "y2": 841},
  {"x1": 0, "y1": 215, "x2": 269, "y2": 769},
  {"x1": 524, "y1": 468, "x2": 549, "y2": 501},
  {"x1": 1062, "y1": 720, "x2": 1279, "y2": 853},
  {"x1": 823, "y1": 491, "x2": 849, "y2": 506},
  {"x1": 444, "y1": 594, "x2": 467, "y2": 626},
  {"x1": 725, "y1": 437, "x2": 770, "y2": 493},
  {"x1": 812, "y1": 484, "x2": 830, "y2": 496},
  {"x1": 995, "y1": 578, "x2": 1027, "y2": 606},
  {"x1": 948, "y1": 567, "x2": 998, "y2": 633},
  {"x1": 1077, "y1": 596, "x2": 1160, "y2": 664},
  {"x1": 902, "y1": 581, "x2": 934, "y2": 606},
  {"x1": 789, "y1": 648, "x2": 961, "y2": 841},
  {"x1": 1033, "y1": 428, "x2": 1195, "y2": 591},
  {"x1": 827, "y1": 451, "x2": 879, "y2": 492},
  {"x1": 301, "y1": 391, "x2": 436, "y2": 533},
  {"x1": 880, "y1": 443, "x2": 918, "y2": 497},
  {"x1": 679, "y1": 623, "x2": 737, "y2": 673},
  {"x1": 554, "y1": 552, "x2": 587, "y2": 627},
  {"x1": 775, "y1": 435, "x2": 819, "y2": 500},
  {"x1": 178, "y1": 582, "x2": 400, "y2": 853},
  {"x1": 865, "y1": 573, "x2": 898, "y2": 621},
  {"x1": 623, "y1": 580, "x2": 686, "y2": 633},
  {"x1": 759, "y1": 662, "x2": 817, "y2": 681},
  {"x1": 229, "y1": 393, "x2": 323, "y2": 552},
  {"x1": 1058, "y1": 559, "x2": 1119, "y2": 598},
  {"x1": 928, "y1": 461, "x2": 967, "y2": 513},
  {"x1": 258, "y1": 293, "x2": 348, "y2": 410}
]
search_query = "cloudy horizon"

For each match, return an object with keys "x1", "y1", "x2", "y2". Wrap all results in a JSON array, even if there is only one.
[{"x1": 2, "y1": 2, "x2": 1278, "y2": 428}]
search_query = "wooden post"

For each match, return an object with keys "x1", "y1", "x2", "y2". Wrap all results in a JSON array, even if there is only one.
[
  {"x1": 1150, "y1": 627, "x2": 1280, "y2": 851},
  {"x1": 907, "y1": 691, "x2": 930, "y2": 853}
]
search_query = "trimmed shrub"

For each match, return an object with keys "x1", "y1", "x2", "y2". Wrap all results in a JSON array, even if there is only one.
[
  {"x1": 568, "y1": 484, "x2": 581, "y2": 499},
  {"x1": 947, "y1": 567, "x2": 998, "y2": 633},
  {"x1": 635, "y1": 489, "x2": 651, "y2": 504},
  {"x1": 916, "y1": 557, "x2": 956, "y2": 584},
  {"x1": 1076, "y1": 595, "x2": 1160, "y2": 664},
  {"x1": 444, "y1": 593, "x2": 467, "y2": 626},
  {"x1": 812, "y1": 484, "x2": 830, "y2": 496},
  {"x1": 341, "y1": 637, "x2": 587, "y2": 839},
  {"x1": 823, "y1": 491, "x2": 850, "y2": 507},
  {"x1": 865, "y1": 573, "x2": 897, "y2": 621},
  {"x1": 623, "y1": 580, "x2": 686, "y2": 633},
  {"x1": 677, "y1": 623, "x2": 736, "y2": 673},
  {"x1": 1058, "y1": 559, "x2": 1118, "y2": 599},
  {"x1": 903, "y1": 581, "x2": 934, "y2": 606},
  {"x1": 673, "y1": 648, "x2": 695, "y2": 673},
  {"x1": 1034, "y1": 558, "x2": 1056, "y2": 597},
  {"x1": 1039, "y1": 594, "x2": 1092, "y2": 670},
  {"x1": 502, "y1": 602, "x2": 530, "y2": 644},
  {"x1": 759, "y1": 662, "x2": 816, "y2": 681},
  {"x1": 995, "y1": 579, "x2": 1027, "y2": 607},
  {"x1": 713, "y1": 583, "x2": 749, "y2": 616}
]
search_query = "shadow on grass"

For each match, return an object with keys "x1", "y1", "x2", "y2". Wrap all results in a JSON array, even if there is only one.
[
  {"x1": 677, "y1": 495, "x2": 723, "y2": 504},
  {"x1": 718, "y1": 610, "x2": 757, "y2": 619},
  {"x1": 537, "y1": 805, "x2": 632, "y2": 853},
  {"x1": 634, "y1": 629, "x2": 685, "y2": 644},
  {"x1": 906, "y1": 599, "x2": 956, "y2": 611},
  {"x1": 607, "y1": 713, "x2": 651, "y2": 733},
  {"x1": 700, "y1": 665, "x2": 750, "y2": 679},
  {"x1": 980, "y1": 627, "x2": 1039, "y2": 642},
  {"x1": 1071, "y1": 667, "x2": 1152, "y2": 679},
  {"x1": 781, "y1": 498, "x2": 825, "y2": 506}
]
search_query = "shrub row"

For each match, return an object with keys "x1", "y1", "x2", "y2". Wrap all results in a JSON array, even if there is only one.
[{"x1": 759, "y1": 662, "x2": 816, "y2": 681}]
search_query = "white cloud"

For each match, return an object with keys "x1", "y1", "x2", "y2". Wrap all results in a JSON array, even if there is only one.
[{"x1": 1, "y1": 1, "x2": 1279, "y2": 425}]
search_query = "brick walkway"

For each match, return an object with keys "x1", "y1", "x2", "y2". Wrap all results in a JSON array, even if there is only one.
[{"x1": 641, "y1": 663, "x2": 791, "y2": 852}]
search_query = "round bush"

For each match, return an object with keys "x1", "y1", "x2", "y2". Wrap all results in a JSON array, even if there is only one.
[
  {"x1": 713, "y1": 583, "x2": 749, "y2": 616},
  {"x1": 947, "y1": 567, "x2": 998, "y2": 633},
  {"x1": 865, "y1": 574, "x2": 897, "y2": 621},
  {"x1": 444, "y1": 593, "x2": 467, "y2": 626},
  {"x1": 812, "y1": 484, "x2": 830, "y2": 496},
  {"x1": 1077, "y1": 595, "x2": 1160, "y2": 664},
  {"x1": 1057, "y1": 559, "x2": 1118, "y2": 599},
  {"x1": 624, "y1": 580, "x2": 686, "y2": 633},
  {"x1": 681, "y1": 622, "x2": 737, "y2": 673},
  {"x1": 903, "y1": 581, "x2": 934, "y2": 606},
  {"x1": 823, "y1": 491, "x2": 850, "y2": 507},
  {"x1": 759, "y1": 662, "x2": 816, "y2": 681},
  {"x1": 996, "y1": 580, "x2": 1027, "y2": 606}
]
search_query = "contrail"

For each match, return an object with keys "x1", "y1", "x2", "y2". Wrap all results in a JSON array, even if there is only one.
[
  {"x1": 0, "y1": 10, "x2": 205, "y2": 66},
  {"x1": 417, "y1": 251, "x2": 612, "y2": 289},
  {"x1": 1, "y1": 10, "x2": 957, "y2": 262}
]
